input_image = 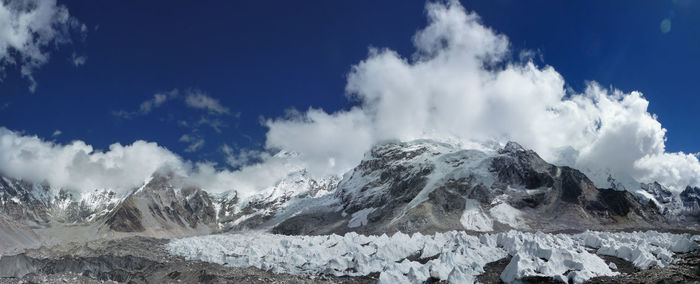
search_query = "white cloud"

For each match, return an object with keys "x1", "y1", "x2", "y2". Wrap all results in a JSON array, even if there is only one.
[
  {"x1": 185, "y1": 140, "x2": 204, "y2": 152},
  {"x1": 0, "y1": 0, "x2": 83, "y2": 92},
  {"x1": 140, "y1": 89, "x2": 178, "y2": 114},
  {"x1": 0, "y1": 127, "x2": 302, "y2": 198},
  {"x1": 187, "y1": 152, "x2": 304, "y2": 197},
  {"x1": 52, "y1": 129, "x2": 61, "y2": 137},
  {"x1": 222, "y1": 145, "x2": 268, "y2": 169},
  {"x1": 185, "y1": 92, "x2": 230, "y2": 115},
  {"x1": 114, "y1": 90, "x2": 238, "y2": 131},
  {"x1": 113, "y1": 89, "x2": 179, "y2": 119},
  {"x1": 179, "y1": 134, "x2": 205, "y2": 152},
  {"x1": 0, "y1": 127, "x2": 186, "y2": 194},
  {"x1": 634, "y1": 152, "x2": 700, "y2": 191},
  {"x1": 111, "y1": 110, "x2": 133, "y2": 119},
  {"x1": 262, "y1": 1, "x2": 699, "y2": 191},
  {"x1": 195, "y1": 116, "x2": 227, "y2": 133},
  {"x1": 71, "y1": 52, "x2": 86, "y2": 66}
]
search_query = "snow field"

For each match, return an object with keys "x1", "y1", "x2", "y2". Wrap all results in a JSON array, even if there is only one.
[{"x1": 166, "y1": 230, "x2": 698, "y2": 284}]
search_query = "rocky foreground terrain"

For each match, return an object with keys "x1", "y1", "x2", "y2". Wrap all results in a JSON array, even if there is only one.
[{"x1": 0, "y1": 237, "x2": 377, "y2": 284}]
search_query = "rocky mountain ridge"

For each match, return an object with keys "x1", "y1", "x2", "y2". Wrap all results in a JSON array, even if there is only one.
[
  {"x1": 640, "y1": 181, "x2": 700, "y2": 222},
  {"x1": 275, "y1": 141, "x2": 668, "y2": 235},
  {"x1": 0, "y1": 140, "x2": 698, "y2": 254}
]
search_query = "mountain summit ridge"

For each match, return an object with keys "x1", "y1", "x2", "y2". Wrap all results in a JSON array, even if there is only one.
[{"x1": 0, "y1": 139, "x2": 697, "y2": 254}]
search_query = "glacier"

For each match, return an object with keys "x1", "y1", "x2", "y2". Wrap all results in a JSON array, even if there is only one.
[{"x1": 166, "y1": 230, "x2": 698, "y2": 284}]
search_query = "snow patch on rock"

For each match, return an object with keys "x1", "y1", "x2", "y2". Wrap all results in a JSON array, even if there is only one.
[
  {"x1": 489, "y1": 201, "x2": 529, "y2": 230},
  {"x1": 460, "y1": 199, "x2": 493, "y2": 232},
  {"x1": 348, "y1": 208, "x2": 375, "y2": 228}
]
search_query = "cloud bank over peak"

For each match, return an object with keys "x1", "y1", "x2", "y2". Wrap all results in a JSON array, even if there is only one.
[
  {"x1": 0, "y1": 1, "x2": 698, "y2": 196},
  {"x1": 0, "y1": 127, "x2": 302, "y2": 197},
  {"x1": 0, "y1": 127, "x2": 186, "y2": 194},
  {"x1": 264, "y1": 1, "x2": 699, "y2": 190}
]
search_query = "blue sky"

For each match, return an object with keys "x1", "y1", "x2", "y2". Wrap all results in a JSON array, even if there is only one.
[{"x1": 1, "y1": 0, "x2": 698, "y2": 169}]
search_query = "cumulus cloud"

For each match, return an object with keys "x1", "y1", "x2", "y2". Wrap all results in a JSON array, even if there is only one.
[
  {"x1": 0, "y1": 0, "x2": 84, "y2": 92},
  {"x1": 0, "y1": 127, "x2": 186, "y2": 194},
  {"x1": 0, "y1": 127, "x2": 303, "y2": 198},
  {"x1": 52, "y1": 130, "x2": 61, "y2": 137},
  {"x1": 185, "y1": 92, "x2": 230, "y2": 115},
  {"x1": 263, "y1": 1, "x2": 699, "y2": 191}
]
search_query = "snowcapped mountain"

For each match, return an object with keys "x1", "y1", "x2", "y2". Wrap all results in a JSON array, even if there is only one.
[
  {"x1": 573, "y1": 164, "x2": 700, "y2": 224},
  {"x1": 0, "y1": 139, "x2": 697, "y2": 253},
  {"x1": 0, "y1": 167, "x2": 341, "y2": 253},
  {"x1": 274, "y1": 140, "x2": 667, "y2": 235},
  {"x1": 99, "y1": 169, "x2": 340, "y2": 237},
  {"x1": 218, "y1": 169, "x2": 340, "y2": 232},
  {"x1": 0, "y1": 176, "x2": 121, "y2": 226},
  {"x1": 0, "y1": 176, "x2": 123, "y2": 254},
  {"x1": 100, "y1": 172, "x2": 219, "y2": 237},
  {"x1": 640, "y1": 182, "x2": 700, "y2": 222}
]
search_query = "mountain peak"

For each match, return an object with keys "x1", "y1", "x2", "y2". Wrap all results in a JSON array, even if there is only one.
[{"x1": 499, "y1": 141, "x2": 525, "y2": 154}]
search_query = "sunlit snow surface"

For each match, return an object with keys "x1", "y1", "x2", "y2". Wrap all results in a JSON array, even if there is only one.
[{"x1": 167, "y1": 230, "x2": 698, "y2": 284}]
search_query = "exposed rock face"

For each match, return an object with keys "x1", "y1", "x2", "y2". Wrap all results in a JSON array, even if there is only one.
[
  {"x1": 643, "y1": 182, "x2": 674, "y2": 204},
  {"x1": 680, "y1": 186, "x2": 700, "y2": 219},
  {"x1": 98, "y1": 169, "x2": 342, "y2": 237},
  {"x1": 101, "y1": 173, "x2": 218, "y2": 237},
  {"x1": 278, "y1": 140, "x2": 665, "y2": 235},
  {"x1": 490, "y1": 143, "x2": 663, "y2": 229},
  {"x1": 640, "y1": 182, "x2": 700, "y2": 222},
  {"x1": 0, "y1": 177, "x2": 52, "y2": 226},
  {"x1": 52, "y1": 189, "x2": 120, "y2": 224},
  {"x1": 105, "y1": 198, "x2": 145, "y2": 232},
  {"x1": 0, "y1": 176, "x2": 120, "y2": 227},
  {"x1": 0, "y1": 176, "x2": 122, "y2": 254}
]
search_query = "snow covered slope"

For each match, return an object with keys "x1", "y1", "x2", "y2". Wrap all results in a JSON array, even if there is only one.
[
  {"x1": 0, "y1": 176, "x2": 121, "y2": 226},
  {"x1": 215, "y1": 169, "x2": 340, "y2": 232},
  {"x1": 639, "y1": 182, "x2": 700, "y2": 223},
  {"x1": 275, "y1": 140, "x2": 665, "y2": 235},
  {"x1": 166, "y1": 230, "x2": 699, "y2": 284}
]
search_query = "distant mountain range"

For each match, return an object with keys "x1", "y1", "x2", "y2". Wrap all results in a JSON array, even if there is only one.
[{"x1": 1, "y1": 140, "x2": 698, "y2": 254}]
